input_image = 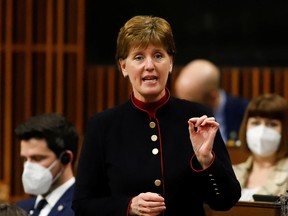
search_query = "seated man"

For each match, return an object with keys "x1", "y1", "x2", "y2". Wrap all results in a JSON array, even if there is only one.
[
  {"x1": 174, "y1": 59, "x2": 249, "y2": 145},
  {"x1": 15, "y1": 113, "x2": 79, "y2": 216}
]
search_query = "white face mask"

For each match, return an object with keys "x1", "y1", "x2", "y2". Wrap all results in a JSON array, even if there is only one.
[
  {"x1": 246, "y1": 125, "x2": 281, "y2": 157},
  {"x1": 22, "y1": 159, "x2": 62, "y2": 195}
]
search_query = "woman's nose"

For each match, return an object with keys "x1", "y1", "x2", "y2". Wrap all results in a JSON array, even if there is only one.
[{"x1": 144, "y1": 57, "x2": 155, "y2": 71}]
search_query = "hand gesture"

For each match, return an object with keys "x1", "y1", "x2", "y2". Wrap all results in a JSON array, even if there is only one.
[{"x1": 188, "y1": 115, "x2": 219, "y2": 168}]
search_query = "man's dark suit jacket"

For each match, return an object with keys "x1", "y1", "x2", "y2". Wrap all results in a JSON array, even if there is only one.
[
  {"x1": 224, "y1": 92, "x2": 249, "y2": 145},
  {"x1": 16, "y1": 183, "x2": 75, "y2": 216}
]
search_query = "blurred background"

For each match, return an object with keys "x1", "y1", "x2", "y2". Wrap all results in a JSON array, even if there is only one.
[{"x1": 1, "y1": 0, "x2": 288, "y2": 203}]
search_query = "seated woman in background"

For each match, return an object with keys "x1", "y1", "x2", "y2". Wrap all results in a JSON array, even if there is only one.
[{"x1": 233, "y1": 93, "x2": 288, "y2": 201}]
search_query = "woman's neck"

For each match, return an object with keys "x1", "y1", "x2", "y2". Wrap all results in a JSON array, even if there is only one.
[
  {"x1": 131, "y1": 88, "x2": 170, "y2": 118},
  {"x1": 252, "y1": 155, "x2": 276, "y2": 169}
]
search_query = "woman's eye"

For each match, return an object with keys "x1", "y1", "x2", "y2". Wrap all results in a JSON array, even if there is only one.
[
  {"x1": 135, "y1": 55, "x2": 143, "y2": 61},
  {"x1": 267, "y1": 121, "x2": 280, "y2": 127},
  {"x1": 154, "y1": 53, "x2": 162, "y2": 59},
  {"x1": 250, "y1": 121, "x2": 260, "y2": 125}
]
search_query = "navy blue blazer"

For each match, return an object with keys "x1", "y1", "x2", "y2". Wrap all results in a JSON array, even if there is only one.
[
  {"x1": 16, "y1": 183, "x2": 75, "y2": 216},
  {"x1": 224, "y1": 92, "x2": 249, "y2": 144},
  {"x1": 73, "y1": 94, "x2": 241, "y2": 216}
]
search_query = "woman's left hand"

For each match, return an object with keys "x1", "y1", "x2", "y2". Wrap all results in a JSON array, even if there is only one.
[{"x1": 188, "y1": 115, "x2": 219, "y2": 168}]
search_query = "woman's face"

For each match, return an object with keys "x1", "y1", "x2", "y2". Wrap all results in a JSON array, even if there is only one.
[
  {"x1": 119, "y1": 44, "x2": 173, "y2": 102},
  {"x1": 246, "y1": 116, "x2": 282, "y2": 158},
  {"x1": 247, "y1": 117, "x2": 282, "y2": 133}
]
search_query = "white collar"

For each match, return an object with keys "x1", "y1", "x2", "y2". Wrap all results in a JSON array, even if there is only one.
[{"x1": 35, "y1": 177, "x2": 75, "y2": 208}]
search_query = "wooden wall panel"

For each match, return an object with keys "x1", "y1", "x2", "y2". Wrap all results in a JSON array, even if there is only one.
[
  {"x1": 2, "y1": 0, "x2": 13, "y2": 201},
  {"x1": 0, "y1": 12, "x2": 3, "y2": 190},
  {"x1": 0, "y1": 0, "x2": 85, "y2": 202},
  {"x1": 85, "y1": 66, "x2": 288, "y2": 113},
  {"x1": 85, "y1": 65, "x2": 131, "y2": 121},
  {"x1": 284, "y1": 69, "x2": 288, "y2": 99}
]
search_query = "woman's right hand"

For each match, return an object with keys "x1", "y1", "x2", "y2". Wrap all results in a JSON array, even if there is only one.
[{"x1": 129, "y1": 192, "x2": 166, "y2": 216}]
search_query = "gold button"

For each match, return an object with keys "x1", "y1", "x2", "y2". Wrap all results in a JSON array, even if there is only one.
[
  {"x1": 154, "y1": 179, "x2": 161, "y2": 186},
  {"x1": 152, "y1": 148, "x2": 159, "y2": 155},
  {"x1": 151, "y1": 135, "x2": 158, "y2": 141},
  {"x1": 149, "y1": 121, "x2": 156, "y2": 128}
]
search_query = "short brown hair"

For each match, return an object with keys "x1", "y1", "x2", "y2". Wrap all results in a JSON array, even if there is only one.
[{"x1": 115, "y1": 15, "x2": 176, "y2": 70}]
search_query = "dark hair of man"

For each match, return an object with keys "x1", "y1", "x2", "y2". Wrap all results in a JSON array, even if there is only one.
[{"x1": 14, "y1": 113, "x2": 79, "y2": 165}]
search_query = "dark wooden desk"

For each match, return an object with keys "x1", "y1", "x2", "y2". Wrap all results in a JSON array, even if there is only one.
[{"x1": 205, "y1": 201, "x2": 281, "y2": 216}]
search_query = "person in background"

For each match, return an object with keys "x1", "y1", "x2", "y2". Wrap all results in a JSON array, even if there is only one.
[
  {"x1": 233, "y1": 93, "x2": 288, "y2": 201},
  {"x1": 15, "y1": 113, "x2": 79, "y2": 216},
  {"x1": 73, "y1": 15, "x2": 241, "y2": 216},
  {"x1": 0, "y1": 203, "x2": 28, "y2": 216},
  {"x1": 174, "y1": 59, "x2": 249, "y2": 145}
]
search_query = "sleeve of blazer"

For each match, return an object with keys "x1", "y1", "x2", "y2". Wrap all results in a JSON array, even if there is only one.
[{"x1": 189, "y1": 127, "x2": 241, "y2": 211}]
